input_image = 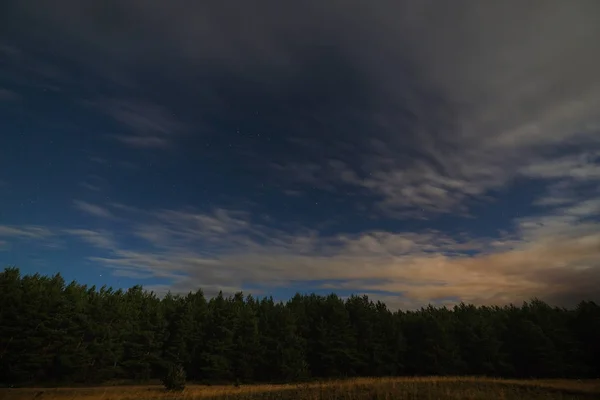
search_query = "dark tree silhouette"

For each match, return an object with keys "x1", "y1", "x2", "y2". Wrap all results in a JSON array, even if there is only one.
[{"x1": 1, "y1": 267, "x2": 599, "y2": 386}]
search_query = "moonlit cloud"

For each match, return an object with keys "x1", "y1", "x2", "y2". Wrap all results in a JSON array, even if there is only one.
[
  {"x1": 62, "y1": 229, "x2": 117, "y2": 249},
  {"x1": 0, "y1": 225, "x2": 54, "y2": 240},
  {"x1": 79, "y1": 182, "x2": 102, "y2": 192},
  {"x1": 83, "y1": 98, "x2": 188, "y2": 149},
  {"x1": 0, "y1": 225, "x2": 58, "y2": 252},
  {"x1": 10, "y1": 197, "x2": 589, "y2": 309},
  {"x1": 2, "y1": 1, "x2": 599, "y2": 308},
  {"x1": 72, "y1": 200, "x2": 114, "y2": 219},
  {"x1": 0, "y1": 88, "x2": 20, "y2": 102}
]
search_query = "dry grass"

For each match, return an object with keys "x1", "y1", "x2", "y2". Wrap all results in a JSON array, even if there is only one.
[{"x1": 2, "y1": 377, "x2": 599, "y2": 400}]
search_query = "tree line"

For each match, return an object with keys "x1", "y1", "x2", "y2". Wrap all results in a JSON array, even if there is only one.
[{"x1": 1, "y1": 267, "x2": 599, "y2": 386}]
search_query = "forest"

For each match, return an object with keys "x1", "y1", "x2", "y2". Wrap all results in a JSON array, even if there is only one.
[{"x1": 1, "y1": 267, "x2": 599, "y2": 387}]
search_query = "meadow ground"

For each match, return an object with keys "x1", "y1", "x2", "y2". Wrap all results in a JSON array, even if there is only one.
[{"x1": 2, "y1": 377, "x2": 600, "y2": 400}]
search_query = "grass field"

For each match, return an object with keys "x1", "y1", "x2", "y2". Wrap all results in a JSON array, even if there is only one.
[{"x1": 2, "y1": 377, "x2": 600, "y2": 400}]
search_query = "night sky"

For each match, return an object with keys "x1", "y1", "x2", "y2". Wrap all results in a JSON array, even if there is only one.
[{"x1": 1, "y1": 1, "x2": 599, "y2": 309}]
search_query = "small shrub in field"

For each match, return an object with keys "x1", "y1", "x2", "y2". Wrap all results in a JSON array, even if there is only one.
[{"x1": 161, "y1": 364, "x2": 186, "y2": 391}]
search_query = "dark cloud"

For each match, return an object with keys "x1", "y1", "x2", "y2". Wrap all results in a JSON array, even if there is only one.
[
  {"x1": 0, "y1": 88, "x2": 20, "y2": 102},
  {"x1": 2, "y1": 1, "x2": 600, "y2": 307}
]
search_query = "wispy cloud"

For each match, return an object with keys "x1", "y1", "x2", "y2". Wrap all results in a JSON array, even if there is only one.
[
  {"x1": 72, "y1": 200, "x2": 114, "y2": 219},
  {"x1": 0, "y1": 225, "x2": 54, "y2": 239},
  {"x1": 7, "y1": 1, "x2": 600, "y2": 215},
  {"x1": 520, "y1": 151, "x2": 600, "y2": 182},
  {"x1": 39, "y1": 198, "x2": 595, "y2": 308},
  {"x1": 79, "y1": 175, "x2": 107, "y2": 192},
  {"x1": 3, "y1": 2, "x2": 600, "y2": 308},
  {"x1": 86, "y1": 98, "x2": 187, "y2": 149},
  {"x1": 0, "y1": 88, "x2": 20, "y2": 102},
  {"x1": 113, "y1": 135, "x2": 170, "y2": 149},
  {"x1": 0, "y1": 225, "x2": 58, "y2": 251},
  {"x1": 79, "y1": 182, "x2": 102, "y2": 192},
  {"x1": 4, "y1": 190, "x2": 599, "y2": 308},
  {"x1": 262, "y1": 2, "x2": 600, "y2": 218},
  {"x1": 62, "y1": 229, "x2": 117, "y2": 249},
  {"x1": 89, "y1": 156, "x2": 140, "y2": 171}
]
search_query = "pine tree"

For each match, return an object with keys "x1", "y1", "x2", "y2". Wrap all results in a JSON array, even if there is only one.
[
  {"x1": 200, "y1": 292, "x2": 235, "y2": 381},
  {"x1": 2, "y1": 267, "x2": 600, "y2": 385},
  {"x1": 231, "y1": 293, "x2": 259, "y2": 383}
]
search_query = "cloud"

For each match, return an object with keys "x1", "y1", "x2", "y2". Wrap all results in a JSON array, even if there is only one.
[
  {"x1": 0, "y1": 41, "x2": 76, "y2": 93},
  {"x1": 0, "y1": 225, "x2": 54, "y2": 239},
  {"x1": 520, "y1": 151, "x2": 600, "y2": 182},
  {"x1": 25, "y1": 198, "x2": 587, "y2": 308},
  {"x1": 5, "y1": 2, "x2": 600, "y2": 214},
  {"x1": 3, "y1": 2, "x2": 600, "y2": 307},
  {"x1": 113, "y1": 135, "x2": 170, "y2": 149},
  {"x1": 79, "y1": 182, "x2": 102, "y2": 192},
  {"x1": 72, "y1": 200, "x2": 114, "y2": 219},
  {"x1": 0, "y1": 88, "x2": 20, "y2": 102},
  {"x1": 84, "y1": 98, "x2": 187, "y2": 149},
  {"x1": 62, "y1": 229, "x2": 117, "y2": 249},
  {"x1": 358, "y1": 1, "x2": 600, "y2": 216},
  {"x1": 89, "y1": 156, "x2": 140, "y2": 171},
  {"x1": 0, "y1": 225, "x2": 59, "y2": 251},
  {"x1": 4, "y1": 191, "x2": 599, "y2": 309},
  {"x1": 79, "y1": 175, "x2": 107, "y2": 192}
]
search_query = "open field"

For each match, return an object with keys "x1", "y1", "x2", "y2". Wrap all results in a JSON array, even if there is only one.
[{"x1": 2, "y1": 377, "x2": 600, "y2": 400}]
